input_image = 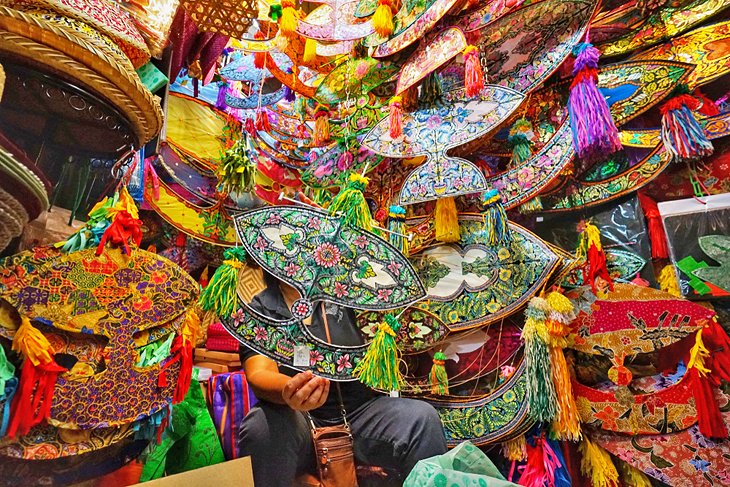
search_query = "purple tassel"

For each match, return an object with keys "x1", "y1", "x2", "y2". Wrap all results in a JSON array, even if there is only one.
[
  {"x1": 284, "y1": 85, "x2": 295, "y2": 102},
  {"x1": 568, "y1": 43, "x2": 622, "y2": 161},
  {"x1": 215, "y1": 83, "x2": 227, "y2": 110}
]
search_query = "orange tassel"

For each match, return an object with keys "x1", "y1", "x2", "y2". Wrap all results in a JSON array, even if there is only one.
[
  {"x1": 373, "y1": 0, "x2": 395, "y2": 37},
  {"x1": 463, "y1": 45, "x2": 485, "y2": 98},
  {"x1": 279, "y1": 0, "x2": 299, "y2": 37},
  {"x1": 389, "y1": 96, "x2": 403, "y2": 139}
]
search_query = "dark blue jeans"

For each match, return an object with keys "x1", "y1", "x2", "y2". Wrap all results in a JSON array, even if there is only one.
[{"x1": 238, "y1": 396, "x2": 448, "y2": 487}]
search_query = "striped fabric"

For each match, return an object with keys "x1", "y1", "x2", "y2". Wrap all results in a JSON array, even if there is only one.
[{"x1": 207, "y1": 371, "x2": 258, "y2": 460}]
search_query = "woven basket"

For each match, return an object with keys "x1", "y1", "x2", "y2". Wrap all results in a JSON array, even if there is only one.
[
  {"x1": 181, "y1": 0, "x2": 257, "y2": 39},
  {"x1": 0, "y1": 6, "x2": 163, "y2": 146}
]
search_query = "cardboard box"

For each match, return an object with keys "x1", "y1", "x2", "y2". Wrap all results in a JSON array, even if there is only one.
[{"x1": 130, "y1": 457, "x2": 254, "y2": 486}]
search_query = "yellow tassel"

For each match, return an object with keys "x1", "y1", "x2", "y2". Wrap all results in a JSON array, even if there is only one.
[
  {"x1": 434, "y1": 196, "x2": 461, "y2": 243},
  {"x1": 687, "y1": 328, "x2": 711, "y2": 376},
  {"x1": 620, "y1": 462, "x2": 652, "y2": 487},
  {"x1": 303, "y1": 38, "x2": 317, "y2": 63},
  {"x1": 579, "y1": 437, "x2": 619, "y2": 487},
  {"x1": 13, "y1": 316, "x2": 53, "y2": 367},
  {"x1": 658, "y1": 264, "x2": 681, "y2": 297},
  {"x1": 546, "y1": 291, "x2": 573, "y2": 316},
  {"x1": 372, "y1": 0, "x2": 395, "y2": 37},
  {"x1": 502, "y1": 435, "x2": 527, "y2": 461},
  {"x1": 0, "y1": 63, "x2": 5, "y2": 103},
  {"x1": 280, "y1": 0, "x2": 299, "y2": 37},
  {"x1": 576, "y1": 222, "x2": 603, "y2": 260},
  {"x1": 181, "y1": 308, "x2": 201, "y2": 347}
]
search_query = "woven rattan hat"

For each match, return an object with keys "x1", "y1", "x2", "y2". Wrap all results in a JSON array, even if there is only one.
[{"x1": 0, "y1": 5, "x2": 163, "y2": 147}]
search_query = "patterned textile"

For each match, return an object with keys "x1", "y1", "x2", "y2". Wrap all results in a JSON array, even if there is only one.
[
  {"x1": 568, "y1": 284, "x2": 712, "y2": 359},
  {"x1": 0, "y1": 247, "x2": 199, "y2": 429},
  {"x1": 235, "y1": 206, "x2": 426, "y2": 315},
  {"x1": 573, "y1": 367, "x2": 699, "y2": 435},
  {"x1": 592, "y1": 392, "x2": 730, "y2": 486},
  {"x1": 4, "y1": 0, "x2": 150, "y2": 67},
  {"x1": 208, "y1": 371, "x2": 258, "y2": 460},
  {"x1": 205, "y1": 322, "x2": 240, "y2": 353}
]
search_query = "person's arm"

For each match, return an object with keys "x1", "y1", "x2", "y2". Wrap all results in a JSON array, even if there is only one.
[{"x1": 243, "y1": 354, "x2": 330, "y2": 411}]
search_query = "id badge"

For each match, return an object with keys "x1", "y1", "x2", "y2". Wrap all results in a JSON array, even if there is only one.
[{"x1": 293, "y1": 344, "x2": 310, "y2": 367}]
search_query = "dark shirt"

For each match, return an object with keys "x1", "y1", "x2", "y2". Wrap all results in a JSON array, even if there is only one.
[{"x1": 240, "y1": 274, "x2": 375, "y2": 421}]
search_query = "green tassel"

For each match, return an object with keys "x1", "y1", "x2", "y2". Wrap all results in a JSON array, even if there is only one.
[
  {"x1": 388, "y1": 205, "x2": 408, "y2": 256},
  {"x1": 429, "y1": 351, "x2": 449, "y2": 395},
  {"x1": 328, "y1": 173, "x2": 372, "y2": 231},
  {"x1": 198, "y1": 247, "x2": 247, "y2": 319},
  {"x1": 354, "y1": 314, "x2": 403, "y2": 391},
  {"x1": 522, "y1": 297, "x2": 558, "y2": 423},
  {"x1": 421, "y1": 72, "x2": 443, "y2": 105},
  {"x1": 483, "y1": 189, "x2": 511, "y2": 246},
  {"x1": 507, "y1": 118, "x2": 534, "y2": 167},
  {"x1": 519, "y1": 196, "x2": 543, "y2": 214}
]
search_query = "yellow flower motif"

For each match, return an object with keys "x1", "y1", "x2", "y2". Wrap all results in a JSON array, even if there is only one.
[
  {"x1": 447, "y1": 309, "x2": 460, "y2": 323},
  {"x1": 499, "y1": 269, "x2": 512, "y2": 281},
  {"x1": 486, "y1": 300, "x2": 501, "y2": 313},
  {"x1": 498, "y1": 248, "x2": 511, "y2": 260}
]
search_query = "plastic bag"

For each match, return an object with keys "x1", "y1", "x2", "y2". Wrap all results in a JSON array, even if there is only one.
[{"x1": 404, "y1": 441, "x2": 518, "y2": 487}]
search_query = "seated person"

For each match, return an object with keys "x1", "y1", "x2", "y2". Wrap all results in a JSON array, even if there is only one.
[{"x1": 239, "y1": 272, "x2": 447, "y2": 486}]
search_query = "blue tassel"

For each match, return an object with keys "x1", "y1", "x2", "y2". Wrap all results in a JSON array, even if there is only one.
[
  {"x1": 387, "y1": 205, "x2": 408, "y2": 256},
  {"x1": 483, "y1": 189, "x2": 511, "y2": 246}
]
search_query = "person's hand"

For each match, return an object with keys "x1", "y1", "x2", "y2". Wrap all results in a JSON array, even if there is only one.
[{"x1": 282, "y1": 370, "x2": 330, "y2": 412}]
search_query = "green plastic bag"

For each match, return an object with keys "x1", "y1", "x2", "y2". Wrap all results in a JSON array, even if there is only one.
[
  {"x1": 404, "y1": 441, "x2": 519, "y2": 487},
  {"x1": 139, "y1": 371, "x2": 225, "y2": 481}
]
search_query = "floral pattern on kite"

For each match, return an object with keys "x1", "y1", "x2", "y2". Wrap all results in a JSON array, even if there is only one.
[
  {"x1": 400, "y1": 157, "x2": 487, "y2": 204},
  {"x1": 363, "y1": 86, "x2": 524, "y2": 158},
  {"x1": 431, "y1": 359, "x2": 531, "y2": 447},
  {"x1": 0, "y1": 247, "x2": 199, "y2": 429},
  {"x1": 222, "y1": 298, "x2": 365, "y2": 381},
  {"x1": 235, "y1": 207, "x2": 426, "y2": 313},
  {"x1": 477, "y1": 0, "x2": 597, "y2": 93},
  {"x1": 409, "y1": 217, "x2": 559, "y2": 330}
]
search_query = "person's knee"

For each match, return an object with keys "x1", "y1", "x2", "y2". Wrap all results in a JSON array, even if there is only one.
[
  {"x1": 239, "y1": 404, "x2": 310, "y2": 453},
  {"x1": 401, "y1": 399, "x2": 443, "y2": 435}
]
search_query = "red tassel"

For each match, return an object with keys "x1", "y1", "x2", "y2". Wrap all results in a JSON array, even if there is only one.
[
  {"x1": 254, "y1": 52, "x2": 266, "y2": 69},
  {"x1": 637, "y1": 191, "x2": 669, "y2": 259},
  {"x1": 577, "y1": 222, "x2": 613, "y2": 293},
  {"x1": 96, "y1": 210, "x2": 143, "y2": 256},
  {"x1": 704, "y1": 319, "x2": 730, "y2": 382},
  {"x1": 388, "y1": 96, "x2": 403, "y2": 139},
  {"x1": 245, "y1": 117, "x2": 256, "y2": 135},
  {"x1": 694, "y1": 90, "x2": 720, "y2": 117},
  {"x1": 689, "y1": 367, "x2": 727, "y2": 438},
  {"x1": 256, "y1": 109, "x2": 272, "y2": 132},
  {"x1": 7, "y1": 360, "x2": 65, "y2": 438},
  {"x1": 463, "y1": 45, "x2": 484, "y2": 98}
]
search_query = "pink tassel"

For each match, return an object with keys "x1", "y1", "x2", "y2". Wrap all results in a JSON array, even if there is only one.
[
  {"x1": 463, "y1": 45, "x2": 485, "y2": 98},
  {"x1": 389, "y1": 96, "x2": 403, "y2": 139}
]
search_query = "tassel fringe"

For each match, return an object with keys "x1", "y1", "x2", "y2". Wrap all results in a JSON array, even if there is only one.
[
  {"x1": 388, "y1": 96, "x2": 403, "y2": 139},
  {"x1": 434, "y1": 197, "x2": 461, "y2": 243},
  {"x1": 328, "y1": 173, "x2": 372, "y2": 230},
  {"x1": 198, "y1": 247, "x2": 247, "y2": 319},
  {"x1": 463, "y1": 45, "x2": 485, "y2": 98},
  {"x1": 387, "y1": 205, "x2": 409, "y2": 256},
  {"x1": 429, "y1": 351, "x2": 449, "y2": 395},
  {"x1": 502, "y1": 435, "x2": 527, "y2": 461},
  {"x1": 658, "y1": 265, "x2": 681, "y2": 297},
  {"x1": 354, "y1": 314, "x2": 403, "y2": 391},
  {"x1": 483, "y1": 189, "x2": 511, "y2": 246},
  {"x1": 578, "y1": 437, "x2": 619, "y2": 487},
  {"x1": 372, "y1": 0, "x2": 395, "y2": 37}
]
